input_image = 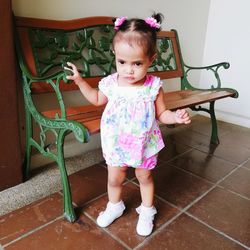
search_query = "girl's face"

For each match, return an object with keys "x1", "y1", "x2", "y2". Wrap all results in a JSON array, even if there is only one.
[{"x1": 114, "y1": 41, "x2": 155, "y2": 86}]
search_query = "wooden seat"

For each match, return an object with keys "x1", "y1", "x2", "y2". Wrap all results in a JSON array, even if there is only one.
[
  {"x1": 164, "y1": 89, "x2": 236, "y2": 110},
  {"x1": 42, "y1": 104, "x2": 105, "y2": 135}
]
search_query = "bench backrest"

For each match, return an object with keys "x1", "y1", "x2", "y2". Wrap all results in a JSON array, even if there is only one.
[{"x1": 15, "y1": 16, "x2": 184, "y2": 94}]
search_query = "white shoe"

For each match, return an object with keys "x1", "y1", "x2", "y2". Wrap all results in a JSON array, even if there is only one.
[
  {"x1": 96, "y1": 200, "x2": 125, "y2": 227},
  {"x1": 136, "y1": 204, "x2": 157, "y2": 236}
]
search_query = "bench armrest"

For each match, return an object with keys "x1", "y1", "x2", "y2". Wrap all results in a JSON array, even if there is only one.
[
  {"x1": 23, "y1": 82, "x2": 89, "y2": 143},
  {"x1": 181, "y1": 61, "x2": 237, "y2": 96}
]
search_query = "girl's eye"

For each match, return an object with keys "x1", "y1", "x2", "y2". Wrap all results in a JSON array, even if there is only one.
[
  {"x1": 135, "y1": 62, "x2": 142, "y2": 66},
  {"x1": 118, "y1": 60, "x2": 125, "y2": 65}
]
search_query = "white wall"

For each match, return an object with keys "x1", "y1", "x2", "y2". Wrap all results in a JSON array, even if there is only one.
[{"x1": 200, "y1": 0, "x2": 250, "y2": 127}]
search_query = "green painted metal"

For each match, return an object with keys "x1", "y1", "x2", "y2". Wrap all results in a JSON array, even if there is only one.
[
  {"x1": 172, "y1": 29, "x2": 238, "y2": 144},
  {"x1": 28, "y1": 25, "x2": 177, "y2": 78}
]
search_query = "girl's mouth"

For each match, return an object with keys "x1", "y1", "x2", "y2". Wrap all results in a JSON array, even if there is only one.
[{"x1": 124, "y1": 76, "x2": 135, "y2": 80}]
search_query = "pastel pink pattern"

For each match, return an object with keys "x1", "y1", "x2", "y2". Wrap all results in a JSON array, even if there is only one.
[
  {"x1": 144, "y1": 17, "x2": 161, "y2": 29},
  {"x1": 99, "y1": 73, "x2": 164, "y2": 169},
  {"x1": 118, "y1": 133, "x2": 138, "y2": 150},
  {"x1": 114, "y1": 16, "x2": 127, "y2": 30}
]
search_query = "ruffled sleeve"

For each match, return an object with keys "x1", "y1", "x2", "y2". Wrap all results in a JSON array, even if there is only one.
[
  {"x1": 98, "y1": 73, "x2": 117, "y2": 99},
  {"x1": 146, "y1": 75, "x2": 163, "y2": 100}
]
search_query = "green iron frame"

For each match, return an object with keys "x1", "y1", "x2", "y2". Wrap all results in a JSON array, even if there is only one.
[{"x1": 173, "y1": 29, "x2": 238, "y2": 144}]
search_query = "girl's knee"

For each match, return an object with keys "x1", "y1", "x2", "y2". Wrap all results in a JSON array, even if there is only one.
[
  {"x1": 135, "y1": 169, "x2": 153, "y2": 185},
  {"x1": 108, "y1": 166, "x2": 127, "y2": 187},
  {"x1": 108, "y1": 176, "x2": 123, "y2": 187}
]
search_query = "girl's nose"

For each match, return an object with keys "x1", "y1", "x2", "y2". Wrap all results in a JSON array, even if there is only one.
[{"x1": 126, "y1": 66, "x2": 134, "y2": 74}]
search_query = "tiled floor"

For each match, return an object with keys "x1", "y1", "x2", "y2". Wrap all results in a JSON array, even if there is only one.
[{"x1": 1, "y1": 115, "x2": 250, "y2": 250}]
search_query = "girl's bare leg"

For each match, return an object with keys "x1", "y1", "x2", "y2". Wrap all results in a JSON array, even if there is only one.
[
  {"x1": 107, "y1": 165, "x2": 127, "y2": 203},
  {"x1": 135, "y1": 168, "x2": 154, "y2": 207},
  {"x1": 135, "y1": 168, "x2": 157, "y2": 236}
]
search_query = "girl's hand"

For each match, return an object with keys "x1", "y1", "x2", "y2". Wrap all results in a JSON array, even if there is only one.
[
  {"x1": 64, "y1": 62, "x2": 82, "y2": 84},
  {"x1": 175, "y1": 109, "x2": 191, "y2": 124}
]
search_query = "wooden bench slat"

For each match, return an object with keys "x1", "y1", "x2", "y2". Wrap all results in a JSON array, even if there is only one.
[
  {"x1": 164, "y1": 89, "x2": 236, "y2": 110},
  {"x1": 42, "y1": 104, "x2": 104, "y2": 134}
]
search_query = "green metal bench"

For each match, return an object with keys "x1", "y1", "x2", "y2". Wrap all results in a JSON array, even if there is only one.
[{"x1": 14, "y1": 16, "x2": 238, "y2": 222}]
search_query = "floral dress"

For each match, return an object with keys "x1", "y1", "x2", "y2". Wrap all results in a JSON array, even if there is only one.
[{"x1": 99, "y1": 73, "x2": 165, "y2": 169}]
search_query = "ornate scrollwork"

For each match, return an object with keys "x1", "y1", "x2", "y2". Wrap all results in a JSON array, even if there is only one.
[
  {"x1": 29, "y1": 26, "x2": 177, "y2": 77},
  {"x1": 182, "y1": 62, "x2": 232, "y2": 91},
  {"x1": 22, "y1": 75, "x2": 89, "y2": 145}
]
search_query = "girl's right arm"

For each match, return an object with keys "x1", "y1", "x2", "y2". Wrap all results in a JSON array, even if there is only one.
[{"x1": 65, "y1": 62, "x2": 108, "y2": 106}]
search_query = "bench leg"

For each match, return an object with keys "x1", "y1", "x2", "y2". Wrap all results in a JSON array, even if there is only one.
[
  {"x1": 209, "y1": 101, "x2": 219, "y2": 145},
  {"x1": 57, "y1": 130, "x2": 76, "y2": 223}
]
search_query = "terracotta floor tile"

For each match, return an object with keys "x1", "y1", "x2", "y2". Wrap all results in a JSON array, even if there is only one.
[
  {"x1": 169, "y1": 126, "x2": 250, "y2": 165},
  {"x1": 84, "y1": 182, "x2": 179, "y2": 249},
  {"x1": 243, "y1": 159, "x2": 250, "y2": 169},
  {"x1": 208, "y1": 142, "x2": 250, "y2": 165},
  {"x1": 69, "y1": 164, "x2": 108, "y2": 207},
  {"x1": 0, "y1": 193, "x2": 62, "y2": 245},
  {"x1": 188, "y1": 187, "x2": 250, "y2": 247},
  {"x1": 152, "y1": 163, "x2": 213, "y2": 208},
  {"x1": 220, "y1": 126, "x2": 250, "y2": 149},
  {"x1": 4, "y1": 215, "x2": 126, "y2": 250},
  {"x1": 219, "y1": 167, "x2": 250, "y2": 199},
  {"x1": 168, "y1": 149, "x2": 237, "y2": 183},
  {"x1": 158, "y1": 138, "x2": 191, "y2": 162},
  {"x1": 184, "y1": 115, "x2": 233, "y2": 137},
  {"x1": 139, "y1": 214, "x2": 245, "y2": 250},
  {"x1": 169, "y1": 129, "x2": 212, "y2": 152}
]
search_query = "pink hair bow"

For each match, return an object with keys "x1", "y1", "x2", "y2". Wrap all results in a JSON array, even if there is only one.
[
  {"x1": 114, "y1": 16, "x2": 127, "y2": 30},
  {"x1": 144, "y1": 17, "x2": 161, "y2": 29}
]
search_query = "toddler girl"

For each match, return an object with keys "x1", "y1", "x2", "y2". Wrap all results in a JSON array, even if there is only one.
[{"x1": 65, "y1": 13, "x2": 191, "y2": 236}]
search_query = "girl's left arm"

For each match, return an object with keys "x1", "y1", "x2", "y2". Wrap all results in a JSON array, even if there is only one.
[{"x1": 155, "y1": 88, "x2": 191, "y2": 125}]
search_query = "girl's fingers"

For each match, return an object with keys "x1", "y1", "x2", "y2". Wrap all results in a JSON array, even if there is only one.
[
  {"x1": 176, "y1": 109, "x2": 191, "y2": 124},
  {"x1": 66, "y1": 62, "x2": 77, "y2": 70},
  {"x1": 176, "y1": 109, "x2": 186, "y2": 118},
  {"x1": 64, "y1": 66, "x2": 73, "y2": 71},
  {"x1": 66, "y1": 61, "x2": 73, "y2": 66}
]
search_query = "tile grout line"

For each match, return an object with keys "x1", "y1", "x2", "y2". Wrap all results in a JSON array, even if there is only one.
[
  {"x1": 130, "y1": 179, "x2": 219, "y2": 249},
  {"x1": 78, "y1": 180, "x2": 130, "y2": 208},
  {"x1": 83, "y1": 212, "x2": 132, "y2": 250},
  {"x1": 185, "y1": 212, "x2": 250, "y2": 250},
  {"x1": 177, "y1": 162, "x2": 250, "y2": 249},
  {"x1": 133, "y1": 210, "x2": 184, "y2": 250},
  {"x1": 216, "y1": 185, "x2": 250, "y2": 201},
  {"x1": 167, "y1": 155, "x2": 250, "y2": 202},
  {"x1": 131, "y1": 162, "x2": 246, "y2": 249},
  {"x1": 81, "y1": 192, "x2": 108, "y2": 207},
  {"x1": 3, "y1": 216, "x2": 63, "y2": 248},
  {"x1": 157, "y1": 148, "x2": 193, "y2": 166}
]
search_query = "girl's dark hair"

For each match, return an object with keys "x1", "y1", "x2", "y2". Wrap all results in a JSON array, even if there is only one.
[{"x1": 112, "y1": 13, "x2": 164, "y2": 57}]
